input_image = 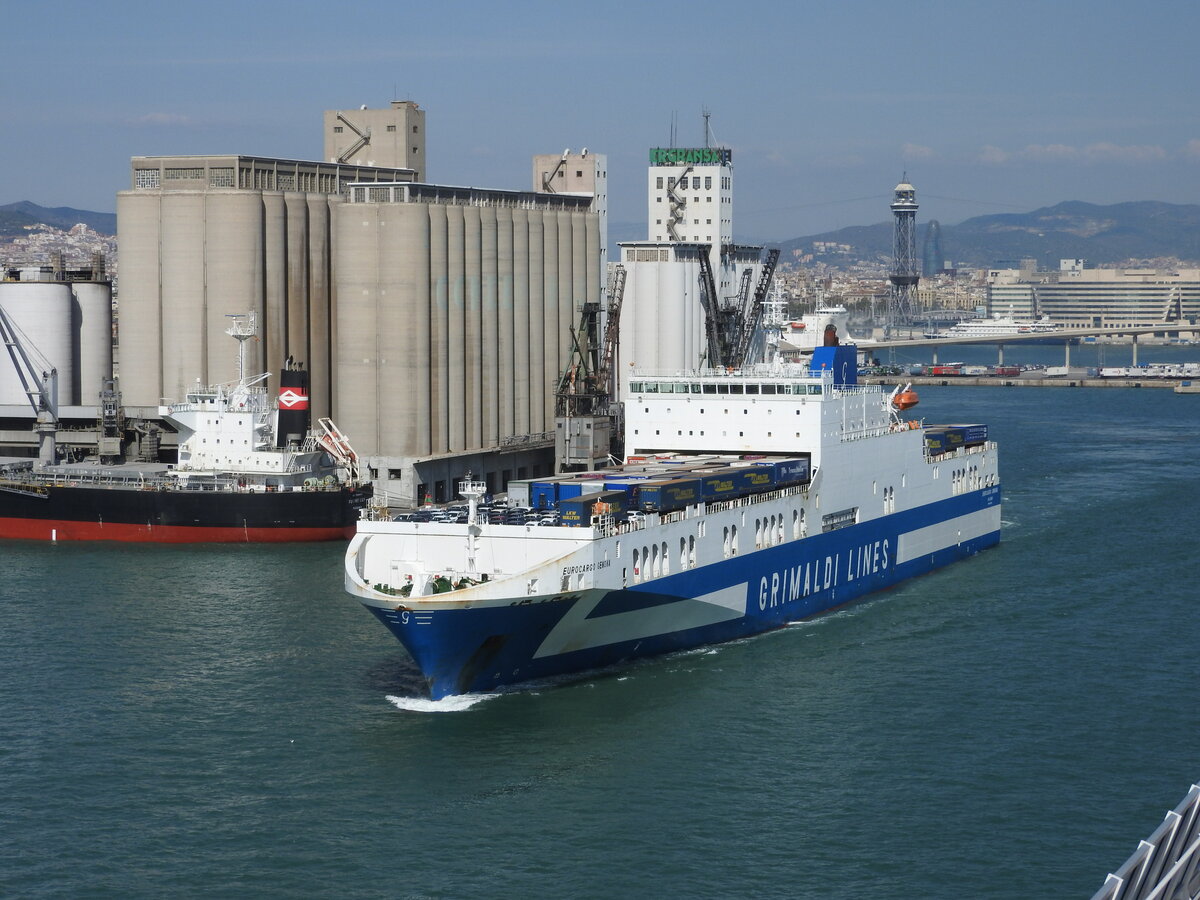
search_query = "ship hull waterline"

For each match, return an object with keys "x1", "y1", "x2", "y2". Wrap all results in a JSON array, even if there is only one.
[{"x1": 0, "y1": 484, "x2": 371, "y2": 543}]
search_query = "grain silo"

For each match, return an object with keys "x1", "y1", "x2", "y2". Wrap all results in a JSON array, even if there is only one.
[
  {"x1": 0, "y1": 282, "x2": 74, "y2": 406},
  {"x1": 116, "y1": 155, "x2": 417, "y2": 414},
  {"x1": 73, "y1": 280, "x2": 114, "y2": 403},
  {"x1": 0, "y1": 270, "x2": 112, "y2": 408},
  {"x1": 333, "y1": 183, "x2": 598, "y2": 505}
]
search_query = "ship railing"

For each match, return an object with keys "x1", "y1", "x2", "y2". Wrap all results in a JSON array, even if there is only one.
[
  {"x1": 17, "y1": 467, "x2": 340, "y2": 493},
  {"x1": 1090, "y1": 783, "x2": 1200, "y2": 900},
  {"x1": 606, "y1": 484, "x2": 810, "y2": 534},
  {"x1": 700, "y1": 483, "x2": 810, "y2": 517},
  {"x1": 840, "y1": 423, "x2": 899, "y2": 442},
  {"x1": 360, "y1": 488, "x2": 398, "y2": 521},
  {"x1": 164, "y1": 382, "x2": 272, "y2": 413},
  {"x1": 0, "y1": 477, "x2": 49, "y2": 497},
  {"x1": 15, "y1": 469, "x2": 173, "y2": 490},
  {"x1": 923, "y1": 441, "x2": 996, "y2": 463}
]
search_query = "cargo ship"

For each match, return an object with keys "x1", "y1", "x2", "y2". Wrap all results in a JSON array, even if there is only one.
[
  {"x1": 0, "y1": 315, "x2": 370, "y2": 542},
  {"x1": 345, "y1": 345, "x2": 1001, "y2": 699}
]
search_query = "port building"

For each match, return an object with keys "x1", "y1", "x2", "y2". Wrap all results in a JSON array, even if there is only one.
[
  {"x1": 114, "y1": 102, "x2": 605, "y2": 506},
  {"x1": 323, "y1": 100, "x2": 426, "y2": 178},
  {"x1": 987, "y1": 259, "x2": 1200, "y2": 327},
  {"x1": 618, "y1": 144, "x2": 772, "y2": 393},
  {"x1": 646, "y1": 145, "x2": 735, "y2": 296}
]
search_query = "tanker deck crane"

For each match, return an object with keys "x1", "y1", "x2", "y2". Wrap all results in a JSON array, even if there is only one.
[{"x1": 0, "y1": 304, "x2": 58, "y2": 465}]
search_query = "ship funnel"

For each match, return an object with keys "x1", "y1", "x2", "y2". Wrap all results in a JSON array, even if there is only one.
[{"x1": 277, "y1": 364, "x2": 310, "y2": 447}]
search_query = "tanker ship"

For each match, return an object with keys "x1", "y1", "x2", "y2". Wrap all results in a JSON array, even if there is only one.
[
  {"x1": 0, "y1": 314, "x2": 370, "y2": 542},
  {"x1": 345, "y1": 345, "x2": 1001, "y2": 699}
]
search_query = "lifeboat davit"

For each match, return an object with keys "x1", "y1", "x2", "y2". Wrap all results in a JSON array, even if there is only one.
[{"x1": 892, "y1": 384, "x2": 920, "y2": 411}]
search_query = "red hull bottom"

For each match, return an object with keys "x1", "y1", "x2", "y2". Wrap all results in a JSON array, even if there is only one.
[{"x1": 0, "y1": 517, "x2": 353, "y2": 543}]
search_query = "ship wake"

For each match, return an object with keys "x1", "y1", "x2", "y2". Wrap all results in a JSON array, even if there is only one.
[{"x1": 385, "y1": 693, "x2": 499, "y2": 713}]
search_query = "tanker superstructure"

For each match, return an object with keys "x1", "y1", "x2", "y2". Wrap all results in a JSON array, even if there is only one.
[
  {"x1": 346, "y1": 345, "x2": 1001, "y2": 699},
  {"x1": 0, "y1": 314, "x2": 371, "y2": 542}
]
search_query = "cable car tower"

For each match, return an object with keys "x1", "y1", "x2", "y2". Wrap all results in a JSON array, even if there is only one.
[{"x1": 888, "y1": 175, "x2": 919, "y2": 333}]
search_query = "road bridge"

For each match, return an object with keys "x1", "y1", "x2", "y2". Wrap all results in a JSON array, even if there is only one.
[{"x1": 865, "y1": 323, "x2": 1199, "y2": 367}]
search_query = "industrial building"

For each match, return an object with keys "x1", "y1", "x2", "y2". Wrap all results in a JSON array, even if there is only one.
[
  {"x1": 0, "y1": 263, "x2": 111, "y2": 408},
  {"x1": 323, "y1": 100, "x2": 426, "y2": 178},
  {"x1": 618, "y1": 143, "x2": 774, "y2": 395},
  {"x1": 615, "y1": 241, "x2": 768, "y2": 392},
  {"x1": 987, "y1": 259, "x2": 1200, "y2": 327},
  {"x1": 116, "y1": 155, "x2": 418, "y2": 419},
  {"x1": 646, "y1": 145, "x2": 735, "y2": 296},
  {"x1": 0, "y1": 260, "x2": 125, "y2": 459},
  {"x1": 334, "y1": 182, "x2": 599, "y2": 504},
  {"x1": 532, "y1": 149, "x2": 608, "y2": 294}
]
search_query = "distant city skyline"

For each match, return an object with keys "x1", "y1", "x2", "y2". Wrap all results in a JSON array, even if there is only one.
[{"x1": 4, "y1": 0, "x2": 1198, "y2": 241}]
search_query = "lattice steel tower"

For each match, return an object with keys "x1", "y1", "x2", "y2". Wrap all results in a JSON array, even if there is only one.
[{"x1": 888, "y1": 175, "x2": 919, "y2": 330}]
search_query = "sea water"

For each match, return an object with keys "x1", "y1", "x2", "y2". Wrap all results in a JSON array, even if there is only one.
[{"x1": 2, "y1": 379, "x2": 1198, "y2": 898}]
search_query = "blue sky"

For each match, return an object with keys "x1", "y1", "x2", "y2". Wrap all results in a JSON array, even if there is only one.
[{"x1": 4, "y1": 0, "x2": 1198, "y2": 240}]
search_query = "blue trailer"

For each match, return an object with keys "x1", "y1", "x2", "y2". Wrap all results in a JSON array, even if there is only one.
[{"x1": 638, "y1": 477, "x2": 702, "y2": 513}]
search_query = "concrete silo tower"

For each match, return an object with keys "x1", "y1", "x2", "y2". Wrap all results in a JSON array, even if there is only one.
[{"x1": 888, "y1": 175, "x2": 919, "y2": 330}]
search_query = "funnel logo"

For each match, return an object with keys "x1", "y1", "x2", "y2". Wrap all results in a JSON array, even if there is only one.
[{"x1": 278, "y1": 389, "x2": 309, "y2": 410}]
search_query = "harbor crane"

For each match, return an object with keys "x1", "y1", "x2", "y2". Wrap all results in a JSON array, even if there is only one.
[
  {"x1": 554, "y1": 265, "x2": 626, "y2": 471},
  {"x1": 0, "y1": 304, "x2": 58, "y2": 465},
  {"x1": 697, "y1": 246, "x2": 780, "y2": 369}
]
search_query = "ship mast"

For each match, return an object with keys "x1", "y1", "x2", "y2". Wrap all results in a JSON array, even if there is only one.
[
  {"x1": 225, "y1": 311, "x2": 257, "y2": 387},
  {"x1": 458, "y1": 473, "x2": 487, "y2": 574}
]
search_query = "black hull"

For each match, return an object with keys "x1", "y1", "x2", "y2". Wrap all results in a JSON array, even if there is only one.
[{"x1": 0, "y1": 482, "x2": 373, "y2": 542}]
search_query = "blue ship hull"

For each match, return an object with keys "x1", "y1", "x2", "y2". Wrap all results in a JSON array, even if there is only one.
[{"x1": 370, "y1": 487, "x2": 1001, "y2": 698}]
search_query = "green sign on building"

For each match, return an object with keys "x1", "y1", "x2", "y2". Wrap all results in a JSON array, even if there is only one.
[{"x1": 649, "y1": 147, "x2": 732, "y2": 166}]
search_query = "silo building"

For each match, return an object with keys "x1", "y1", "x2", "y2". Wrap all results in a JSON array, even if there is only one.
[
  {"x1": 333, "y1": 182, "x2": 598, "y2": 504},
  {"x1": 0, "y1": 261, "x2": 112, "y2": 408},
  {"x1": 0, "y1": 259, "x2": 115, "y2": 459},
  {"x1": 115, "y1": 103, "x2": 604, "y2": 506},
  {"x1": 116, "y1": 155, "x2": 418, "y2": 420},
  {"x1": 617, "y1": 144, "x2": 772, "y2": 394}
]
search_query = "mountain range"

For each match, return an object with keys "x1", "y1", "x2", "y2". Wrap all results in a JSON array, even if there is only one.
[
  {"x1": 775, "y1": 201, "x2": 1200, "y2": 269},
  {"x1": 5, "y1": 199, "x2": 1199, "y2": 269},
  {"x1": 0, "y1": 201, "x2": 117, "y2": 237}
]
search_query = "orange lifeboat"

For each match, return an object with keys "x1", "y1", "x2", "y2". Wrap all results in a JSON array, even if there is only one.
[{"x1": 892, "y1": 385, "x2": 920, "y2": 411}]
